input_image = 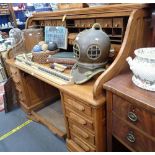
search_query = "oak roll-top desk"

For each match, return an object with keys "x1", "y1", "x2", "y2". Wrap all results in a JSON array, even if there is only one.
[{"x1": 6, "y1": 4, "x2": 151, "y2": 152}]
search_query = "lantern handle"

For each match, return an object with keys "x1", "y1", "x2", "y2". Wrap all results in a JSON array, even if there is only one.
[{"x1": 92, "y1": 23, "x2": 102, "y2": 30}]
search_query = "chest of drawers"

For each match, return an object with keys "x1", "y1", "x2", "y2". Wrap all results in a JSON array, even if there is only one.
[
  {"x1": 103, "y1": 71, "x2": 155, "y2": 152},
  {"x1": 61, "y1": 92, "x2": 106, "y2": 152}
]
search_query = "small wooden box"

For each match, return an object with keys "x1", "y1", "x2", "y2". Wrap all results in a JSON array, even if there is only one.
[{"x1": 23, "y1": 28, "x2": 43, "y2": 52}]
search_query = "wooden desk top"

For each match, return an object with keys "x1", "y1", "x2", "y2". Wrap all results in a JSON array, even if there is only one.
[
  {"x1": 103, "y1": 71, "x2": 155, "y2": 113},
  {"x1": 7, "y1": 59, "x2": 105, "y2": 107}
]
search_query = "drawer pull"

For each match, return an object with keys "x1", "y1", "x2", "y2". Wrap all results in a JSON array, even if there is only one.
[
  {"x1": 70, "y1": 112, "x2": 86, "y2": 125},
  {"x1": 115, "y1": 24, "x2": 119, "y2": 27},
  {"x1": 74, "y1": 137, "x2": 90, "y2": 152},
  {"x1": 72, "y1": 125, "x2": 89, "y2": 139},
  {"x1": 128, "y1": 112, "x2": 138, "y2": 122},
  {"x1": 105, "y1": 24, "x2": 108, "y2": 27},
  {"x1": 67, "y1": 100, "x2": 85, "y2": 111},
  {"x1": 81, "y1": 24, "x2": 85, "y2": 27},
  {"x1": 126, "y1": 131, "x2": 136, "y2": 143},
  {"x1": 16, "y1": 88, "x2": 22, "y2": 94}
]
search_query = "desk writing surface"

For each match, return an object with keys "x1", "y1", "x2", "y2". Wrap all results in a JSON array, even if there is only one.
[{"x1": 7, "y1": 59, "x2": 105, "y2": 106}]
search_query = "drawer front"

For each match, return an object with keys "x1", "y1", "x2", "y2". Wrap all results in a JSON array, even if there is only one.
[
  {"x1": 75, "y1": 20, "x2": 81, "y2": 27},
  {"x1": 80, "y1": 19, "x2": 86, "y2": 28},
  {"x1": 69, "y1": 122, "x2": 95, "y2": 146},
  {"x1": 70, "y1": 134, "x2": 96, "y2": 152},
  {"x1": 96, "y1": 18, "x2": 112, "y2": 28},
  {"x1": 64, "y1": 95, "x2": 92, "y2": 117},
  {"x1": 113, "y1": 94, "x2": 154, "y2": 136},
  {"x1": 15, "y1": 83, "x2": 27, "y2": 105},
  {"x1": 66, "y1": 108, "x2": 94, "y2": 131},
  {"x1": 40, "y1": 21, "x2": 44, "y2": 26},
  {"x1": 10, "y1": 67, "x2": 21, "y2": 78},
  {"x1": 113, "y1": 18, "x2": 123, "y2": 28},
  {"x1": 81, "y1": 19, "x2": 95, "y2": 28},
  {"x1": 67, "y1": 139, "x2": 85, "y2": 152},
  {"x1": 51, "y1": 20, "x2": 57, "y2": 26},
  {"x1": 10, "y1": 66, "x2": 19, "y2": 74},
  {"x1": 9, "y1": 67, "x2": 27, "y2": 105},
  {"x1": 44, "y1": 20, "x2": 52, "y2": 26},
  {"x1": 113, "y1": 116, "x2": 154, "y2": 151},
  {"x1": 10, "y1": 70, "x2": 21, "y2": 84},
  {"x1": 57, "y1": 20, "x2": 63, "y2": 26}
]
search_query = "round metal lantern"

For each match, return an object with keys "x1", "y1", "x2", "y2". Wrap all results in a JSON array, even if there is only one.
[{"x1": 71, "y1": 23, "x2": 111, "y2": 84}]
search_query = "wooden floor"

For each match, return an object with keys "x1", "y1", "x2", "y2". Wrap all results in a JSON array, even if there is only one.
[{"x1": 36, "y1": 100, "x2": 66, "y2": 133}]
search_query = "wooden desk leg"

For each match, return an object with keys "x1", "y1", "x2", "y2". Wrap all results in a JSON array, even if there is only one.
[{"x1": 106, "y1": 91, "x2": 113, "y2": 151}]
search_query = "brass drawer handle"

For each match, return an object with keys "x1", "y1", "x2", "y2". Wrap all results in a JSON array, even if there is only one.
[
  {"x1": 126, "y1": 131, "x2": 136, "y2": 143},
  {"x1": 128, "y1": 112, "x2": 138, "y2": 122},
  {"x1": 72, "y1": 125, "x2": 89, "y2": 139},
  {"x1": 74, "y1": 137, "x2": 90, "y2": 152},
  {"x1": 70, "y1": 112, "x2": 87, "y2": 125}
]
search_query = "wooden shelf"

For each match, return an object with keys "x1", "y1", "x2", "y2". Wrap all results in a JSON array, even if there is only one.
[
  {"x1": 0, "y1": 27, "x2": 13, "y2": 30},
  {"x1": 17, "y1": 23, "x2": 25, "y2": 26},
  {"x1": 0, "y1": 13, "x2": 10, "y2": 16},
  {"x1": 0, "y1": 4, "x2": 17, "y2": 28},
  {"x1": 110, "y1": 35, "x2": 123, "y2": 37},
  {"x1": 110, "y1": 40, "x2": 122, "y2": 43},
  {"x1": 13, "y1": 9, "x2": 26, "y2": 12}
]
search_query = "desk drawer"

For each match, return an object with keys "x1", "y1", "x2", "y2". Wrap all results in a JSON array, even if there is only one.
[
  {"x1": 113, "y1": 116, "x2": 155, "y2": 151},
  {"x1": 113, "y1": 18, "x2": 123, "y2": 28},
  {"x1": 44, "y1": 20, "x2": 52, "y2": 26},
  {"x1": 57, "y1": 20, "x2": 63, "y2": 26},
  {"x1": 70, "y1": 134, "x2": 96, "y2": 152},
  {"x1": 10, "y1": 67, "x2": 21, "y2": 79},
  {"x1": 75, "y1": 20, "x2": 81, "y2": 27},
  {"x1": 80, "y1": 19, "x2": 95, "y2": 28},
  {"x1": 96, "y1": 18, "x2": 112, "y2": 28},
  {"x1": 67, "y1": 139, "x2": 85, "y2": 152},
  {"x1": 66, "y1": 108, "x2": 94, "y2": 131},
  {"x1": 40, "y1": 21, "x2": 44, "y2": 26},
  {"x1": 64, "y1": 95, "x2": 92, "y2": 117},
  {"x1": 69, "y1": 122, "x2": 95, "y2": 146},
  {"x1": 51, "y1": 20, "x2": 57, "y2": 26},
  {"x1": 113, "y1": 94, "x2": 155, "y2": 137}
]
